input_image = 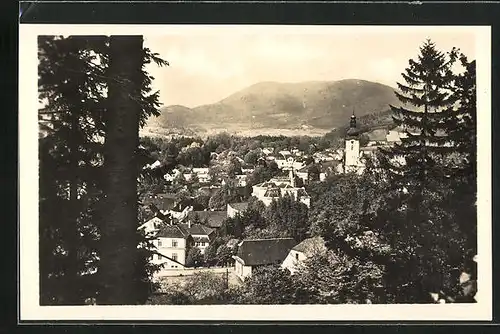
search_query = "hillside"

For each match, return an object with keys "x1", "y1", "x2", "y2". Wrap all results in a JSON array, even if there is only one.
[{"x1": 144, "y1": 79, "x2": 402, "y2": 136}]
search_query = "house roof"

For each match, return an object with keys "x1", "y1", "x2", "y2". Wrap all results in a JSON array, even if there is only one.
[
  {"x1": 193, "y1": 236, "x2": 210, "y2": 243},
  {"x1": 178, "y1": 223, "x2": 214, "y2": 236},
  {"x1": 319, "y1": 160, "x2": 340, "y2": 172},
  {"x1": 187, "y1": 210, "x2": 227, "y2": 228},
  {"x1": 228, "y1": 202, "x2": 249, "y2": 212},
  {"x1": 264, "y1": 188, "x2": 281, "y2": 198},
  {"x1": 173, "y1": 198, "x2": 205, "y2": 212},
  {"x1": 254, "y1": 181, "x2": 278, "y2": 188},
  {"x1": 296, "y1": 188, "x2": 309, "y2": 197},
  {"x1": 292, "y1": 236, "x2": 327, "y2": 255},
  {"x1": 296, "y1": 165, "x2": 310, "y2": 173},
  {"x1": 235, "y1": 238, "x2": 297, "y2": 266},
  {"x1": 156, "y1": 224, "x2": 189, "y2": 239}
]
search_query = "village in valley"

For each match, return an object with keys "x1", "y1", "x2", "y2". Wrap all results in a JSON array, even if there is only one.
[
  {"x1": 138, "y1": 113, "x2": 410, "y2": 292},
  {"x1": 37, "y1": 31, "x2": 478, "y2": 307}
]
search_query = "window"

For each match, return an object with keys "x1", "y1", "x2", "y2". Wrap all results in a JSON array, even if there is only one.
[
  {"x1": 172, "y1": 253, "x2": 178, "y2": 262},
  {"x1": 158, "y1": 240, "x2": 162, "y2": 247},
  {"x1": 172, "y1": 240, "x2": 178, "y2": 247},
  {"x1": 295, "y1": 253, "x2": 299, "y2": 261},
  {"x1": 201, "y1": 242, "x2": 205, "y2": 247}
]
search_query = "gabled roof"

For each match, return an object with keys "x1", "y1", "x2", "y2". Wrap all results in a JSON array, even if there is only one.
[
  {"x1": 296, "y1": 165, "x2": 310, "y2": 173},
  {"x1": 193, "y1": 236, "x2": 210, "y2": 243},
  {"x1": 264, "y1": 188, "x2": 281, "y2": 198},
  {"x1": 179, "y1": 223, "x2": 214, "y2": 236},
  {"x1": 187, "y1": 210, "x2": 227, "y2": 228},
  {"x1": 292, "y1": 236, "x2": 327, "y2": 255},
  {"x1": 235, "y1": 238, "x2": 297, "y2": 266},
  {"x1": 254, "y1": 181, "x2": 277, "y2": 188},
  {"x1": 296, "y1": 188, "x2": 309, "y2": 197},
  {"x1": 156, "y1": 224, "x2": 189, "y2": 239},
  {"x1": 228, "y1": 202, "x2": 249, "y2": 212}
]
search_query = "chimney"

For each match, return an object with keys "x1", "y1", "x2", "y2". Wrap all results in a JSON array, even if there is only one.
[{"x1": 187, "y1": 220, "x2": 192, "y2": 228}]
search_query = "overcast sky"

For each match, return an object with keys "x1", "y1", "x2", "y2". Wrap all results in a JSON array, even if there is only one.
[{"x1": 144, "y1": 27, "x2": 476, "y2": 108}]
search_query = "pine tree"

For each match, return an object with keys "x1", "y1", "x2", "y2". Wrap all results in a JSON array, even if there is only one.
[
  {"x1": 377, "y1": 40, "x2": 473, "y2": 302},
  {"x1": 38, "y1": 35, "x2": 109, "y2": 304},
  {"x1": 38, "y1": 35, "x2": 168, "y2": 305}
]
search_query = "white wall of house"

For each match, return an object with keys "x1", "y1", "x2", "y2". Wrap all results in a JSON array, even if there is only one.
[
  {"x1": 152, "y1": 237, "x2": 187, "y2": 270},
  {"x1": 227, "y1": 204, "x2": 240, "y2": 218},
  {"x1": 296, "y1": 171, "x2": 308, "y2": 182},
  {"x1": 192, "y1": 234, "x2": 210, "y2": 254},
  {"x1": 300, "y1": 197, "x2": 311, "y2": 208},
  {"x1": 281, "y1": 249, "x2": 307, "y2": 274},
  {"x1": 252, "y1": 185, "x2": 268, "y2": 198},
  {"x1": 139, "y1": 217, "x2": 163, "y2": 235},
  {"x1": 234, "y1": 258, "x2": 253, "y2": 280}
]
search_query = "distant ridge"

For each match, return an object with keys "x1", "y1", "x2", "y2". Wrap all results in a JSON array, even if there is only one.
[{"x1": 144, "y1": 79, "x2": 401, "y2": 136}]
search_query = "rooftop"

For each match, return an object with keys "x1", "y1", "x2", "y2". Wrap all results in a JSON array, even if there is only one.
[
  {"x1": 292, "y1": 236, "x2": 327, "y2": 255},
  {"x1": 235, "y1": 238, "x2": 297, "y2": 266},
  {"x1": 228, "y1": 202, "x2": 249, "y2": 212},
  {"x1": 187, "y1": 210, "x2": 227, "y2": 228},
  {"x1": 178, "y1": 223, "x2": 214, "y2": 236},
  {"x1": 156, "y1": 224, "x2": 189, "y2": 239}
]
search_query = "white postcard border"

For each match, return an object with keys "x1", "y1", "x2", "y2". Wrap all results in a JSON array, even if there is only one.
[{"x1": 19, "y1": 24, "x2": 492, "y2": 321}]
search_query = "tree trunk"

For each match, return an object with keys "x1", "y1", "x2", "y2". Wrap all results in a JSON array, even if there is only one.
[{"x1": 98, "y1": 36, "x2": 143, "y2": 304}]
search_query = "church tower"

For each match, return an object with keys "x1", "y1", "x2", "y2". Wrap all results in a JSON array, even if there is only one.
[{"x1": 344, "y1": 109, "x2": 361, "y2": 173}]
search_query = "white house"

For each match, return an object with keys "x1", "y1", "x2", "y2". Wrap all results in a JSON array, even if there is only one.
[
  {"x1": 295, "y1": 165, "x2": 310, "y2": 183},
  {"x1": 227, "y1": 202, "x2": 249, "y2": 218},
  {"x1": 179, "y1": 222, "x2": 214, "y2": 255},
  {"x1": 138, "y1": 216, "x2": 164, "y2": 235},
  {"x1": 281, "y1": 236, "x2": 327, "y2": 274},
  {"x1": 251, "y1": 171, "x2": 311, "y2": 208},
  {"x1": 233, "y1": 238, "x2": 297, "y2": 280},
  {"x1": 152, "y1": 224, "x2": 191, "y2": 271}
]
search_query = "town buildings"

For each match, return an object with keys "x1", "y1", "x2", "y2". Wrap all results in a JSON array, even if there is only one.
[
  {"x1": 233, "y1": 237, "x2": 297, "y2": 280},
  {"x1": 281, "y1": 236, "x2": 327, "y2": 274},
  {"x1": 227, "y1": 202, "x2": 249, "y2": 218},
  {"x1": 251, "y1": 170, "x2": 311, "y2": 208}
]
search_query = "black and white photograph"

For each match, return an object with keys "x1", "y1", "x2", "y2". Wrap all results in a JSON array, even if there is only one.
[{"x1": 19, "y1": 24, "x2": 491, "y2": 321}]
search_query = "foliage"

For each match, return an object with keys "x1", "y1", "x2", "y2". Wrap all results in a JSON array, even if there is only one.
[
  {"x1": 186, "y1": 247, "x2": 203, "y2": 268},
  {"x1": 203, "y1": 240, "x2": 219, "y2": 266},
  {"x1": 215, "y1": 244, "x2": 235, "y2": 267},
  {"x1": 375, "y1": 40, "x2": 475, "y2": 302},
  {"x1": 240, "y1": 265, "x2": 307, "y2": 304},
  {"x1": 263, "y1": 195, "x2": 310, "y2": 242},
  {"x1": 38, "y1": 35, "x2": 167, "y2": 305},
  {"x1": 294, "y1": 250, "x2": 385, "y2": 304},
  {"x1": 208, "y1": 184, "x2": 242, "y2": 211}
]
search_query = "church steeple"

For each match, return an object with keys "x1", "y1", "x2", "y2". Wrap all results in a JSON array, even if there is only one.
[
  {"x1": 346, "y1": 108, "x2": 359, "y2": 137},
  {"x1": 349, "y1": 108, "x2": 357, "y2": 128}
]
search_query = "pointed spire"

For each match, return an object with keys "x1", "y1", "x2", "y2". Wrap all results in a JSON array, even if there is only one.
[
  {"x1": 347, "y1": 107, "x2": 359, "y2": 137},
  {"x1": 350, "y1": 107, "x2": 357, "y2": 129}
]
